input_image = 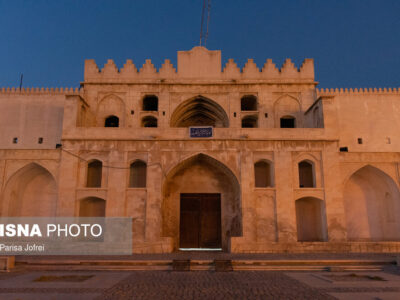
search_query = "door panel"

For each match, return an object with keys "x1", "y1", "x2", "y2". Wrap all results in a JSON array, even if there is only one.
[{"x1": 180, "y1": 193, "x2": 221, "y2": 249}]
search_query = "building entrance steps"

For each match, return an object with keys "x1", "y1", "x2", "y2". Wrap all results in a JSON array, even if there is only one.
[{"x1": 13, "y1": 253, "x2": 398, "y2": 271}]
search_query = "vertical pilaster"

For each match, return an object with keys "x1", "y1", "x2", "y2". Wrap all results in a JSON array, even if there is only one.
[
  {"x1": 322, "y1": 149, "x2": 347, "y2": 241},
  {"x1": 274, "y1": 150, "x2": 297, "y2": 242}
]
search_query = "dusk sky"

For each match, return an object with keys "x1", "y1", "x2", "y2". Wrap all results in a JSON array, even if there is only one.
[{"x1": 1, "y1": 0, "x2": 399, "y2": 88}]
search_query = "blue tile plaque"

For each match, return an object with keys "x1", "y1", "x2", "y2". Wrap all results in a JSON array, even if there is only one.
[{"x1": 189, "y1": 127, "x2": 213, "y2": 138}]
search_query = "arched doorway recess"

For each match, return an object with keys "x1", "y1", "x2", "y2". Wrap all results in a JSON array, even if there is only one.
[
  {"x1": 2, "y1": 163, "x2": 58, "y2": 216},
  {"x1": 343, "y1": 165, "x2": 400, "y2": 241},
  {"x1": 162, "y1": 154, "x2": 241, "y2": 251}
]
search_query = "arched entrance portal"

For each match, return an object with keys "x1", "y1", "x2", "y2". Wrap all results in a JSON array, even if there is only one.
[
  {"x1": 343, "y1": 165, "x2": 400, "y2": 241},
  {"x1": 2, "y1": 163, "x2": 58, "y2": 216},
  {"x1": 162, "y1": 154, "x2": 242, "y2": 251}
]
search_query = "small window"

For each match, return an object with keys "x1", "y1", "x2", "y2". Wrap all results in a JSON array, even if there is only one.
[
  {"x1": 142, "y1": 116, "x2": 158, "y2": 127},
  {"x1": 298, "y1": 160, "x2": 315, "y2": 188},
  {"x1": 38, "y1": 137, "x2": 43, "y2": 144},
  {"x1": 241, "y1": 116, "x2": 258, "y2": 128},
  {"x1": 129, "y1": 160, "x2": 147, "y2": 188},
  {"x1": 357, "y1": 138, "x2": 363, "y2": 144},
  {"x1": 241, "y1": 95, "x2": 257, "y2": 111},
  {"x1": 254, "y1": 161, "x2": 274, "y2": 187},
  {"x1": 105, "y1": 115, "x2": 119, "y2": 127},
  {"x1": 13, "y1": 137, "x2": 18, "y2": 144},
  {"x1": 143, "y1": 95, "x2": 158, "y2": 111},
  {"x1": 87, "y1": 160, "x2": 102, "y2": 188},
  {"x1": 280, "y1": 116, "x2": 295, "y2": 128}
]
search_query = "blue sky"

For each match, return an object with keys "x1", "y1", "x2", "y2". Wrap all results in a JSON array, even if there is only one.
[{"x1": 1, "y1": 0, "x2": 399, "y2": 88}]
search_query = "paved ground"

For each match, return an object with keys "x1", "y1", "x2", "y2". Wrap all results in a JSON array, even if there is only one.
[
  {"x1": 16, "y1": 252, "x2": 400, "y2": 261},
  {"x1": 1, "y1": 268, "x2": 400, "y2": 300}
]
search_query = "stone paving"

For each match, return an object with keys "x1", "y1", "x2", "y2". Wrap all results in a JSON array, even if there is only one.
[{"x1": 0, "y1": 264, "x2": 399, "y2": 299}]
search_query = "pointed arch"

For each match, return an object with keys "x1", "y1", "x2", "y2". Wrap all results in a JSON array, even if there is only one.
[
  {"x1": 343, "y1": 165, "x2": 400, "y2": 241},
  {"x1": 2, "y1": 163, "x2": 57, "y2": 217},
  {"x1": 97, "y1": 94, "x2": 125, "y2": 127},
  {"x1": 162, "y1": 153, "x2": 241, "y2": 251},
  {"x1": 274, "y1": 94, "x2": 301, "y2": 128},
  {"x1": 170, "y1": 96, "x2": 229, "y2": 128}
]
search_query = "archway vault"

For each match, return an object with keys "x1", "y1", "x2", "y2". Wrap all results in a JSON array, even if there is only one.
[
  {"x1": 2, "y1": 163, "x2": 58, "y2": 217},
  {"x1": 170, "y1": 96, "x2": 229, "y2": 128},
  {"x1": 343, "y1": 165, "x2": 400, "y2": 241},
  {"x1": 162, "y1": 153, "x2": 242, "y2": 251}
]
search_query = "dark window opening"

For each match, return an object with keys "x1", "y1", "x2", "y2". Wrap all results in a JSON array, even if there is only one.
[
  {"x1": 340, "y1": 147, "x2": 348, "y2": 152},
  {"x1": 105, "y1": 115, "x2": 119, "y2": 127},
  {"x1": 129, "y1": 161, "x2": 147, "y2": 188},
  {"x1": 298, "y1": 161, "x2": 315, "y2": 188},
  {"x1": 358, "y1": 138, "x2": 363, "y2": 144},
  {"x1": 142, "y1": 116, "x2": 158, "y2": 127},
  {"x1": 233, "y1": 112, "x2": 237, "y2": 117},
  {"x1": 254, "y1": 161, "x2": 273, "y2": 187},
  {"x1": 241, "y1": 116, "x2": 258, "y2": 128},
  {"x1": 87, "y1": 160, "x2": 102, "y2": 188},
  {"x1": 280, "y1": 116, "x2": 295, "y2": 128},
  {"x1": 131, "y1": 110, "x2": 134, "y2": 115},
  {"x1": 13, "y1": 137, "x2": 18, "y2": 144},
  {"x1": 264, "y1": 113, "x2": 268, "y2": 118},
  {"x1": 241, "y1": 95, "x2": 257, "y2": 111},
  {"x1": 143, "y1": 95, "x2": 158, "y2": 111},
  {"x1": 38, "y1": 137, "x2": 43, "y2": 144}
]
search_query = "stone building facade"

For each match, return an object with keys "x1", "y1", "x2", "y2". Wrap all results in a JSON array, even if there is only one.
[{"x1": 1, "y1": 46, "x2": 400, "y2": 253}]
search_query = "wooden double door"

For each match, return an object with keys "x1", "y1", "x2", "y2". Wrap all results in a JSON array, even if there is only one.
[{"x1": 179, "y1": 193, "x2": 222, "y2": 249}]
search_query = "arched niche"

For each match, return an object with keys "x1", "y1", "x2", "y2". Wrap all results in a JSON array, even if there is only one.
[
  {"x1": 129, "y1": 160, "x2": 147, "y2": 188},
  {"x1": 96, "y1": 94, "x2": 125, "y2": 127},
  {"x1": 274, "y1": 95, "x2": 301, "y2": 128},
  {"x1": 170, "y1": 96, "x2": 229, "y2": 128},
  {"x1": 87, "y1": 160, "x2": 102, "y2": 188},
  {"x1": 295, "y1": 197, "x2": 327, "y2": 242},
  {"x1": 2, "y1": 163, "x2": 58, "y2": 217},
  {"x1": 298, "y1": 160, "x2": 315, "y2": 188},
  {"x1": 162, "y1": 153, "x2": 241, "y2": 251},
  {"x1": 343, "y1": 165, "x2": 400, "y2": 241},
  {"x1": 254, "y1": 160, "x2": 274, "y2": 187},
  {"x1": 79, "y1": 197, "x2": 106, "y2": 217}
]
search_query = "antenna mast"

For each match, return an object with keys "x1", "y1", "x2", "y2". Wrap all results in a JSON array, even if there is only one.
[{"x1": 199, "y1": 0, "x2": 211, "y2": 47}]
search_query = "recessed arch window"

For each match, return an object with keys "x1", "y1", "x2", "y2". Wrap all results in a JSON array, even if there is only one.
[
  {"x1": 142, "y1": 116, "x2": 158, "y2": 127},
  {"x1": 280, "y1": 115, "x2": 296, "y2": 128},
  {"x1": 129, "y1": 160, "x2": 147, "y2": 188},
  {"x1": 241, "y1": 116, "x2": 258, "y2": 128},
  {"x1": 104, "y1": 115, "x2": 119, "y2": 127},
  {"x1": 298, "y1": 160, "x2": 315, "y2": 188},
  {"x1": 87, "y1": 160, "x2": 102, "y2": 188},
  {"x1": 143, "y1": 95, "x2": 158, "y2": 111},
  {"x1": 241, "y1": 95, "x2": 257, "y2": 111},
  {"x1": 254, "y1": 161, "x2": 274, "y2": 187}
]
